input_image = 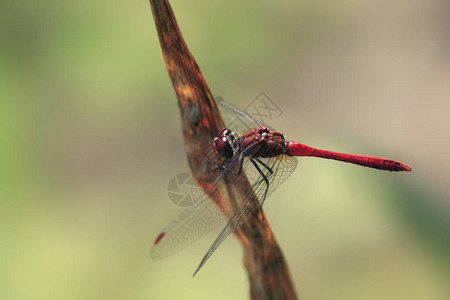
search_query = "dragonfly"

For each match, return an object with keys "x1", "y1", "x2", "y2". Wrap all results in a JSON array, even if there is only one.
[{"x1": 151, "y1": 99, "x2": 411, "y2": 276}]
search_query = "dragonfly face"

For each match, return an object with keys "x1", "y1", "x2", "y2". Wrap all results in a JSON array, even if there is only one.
[{"x1": 212, "y1": 128, "x2": 239, "y2": 159}]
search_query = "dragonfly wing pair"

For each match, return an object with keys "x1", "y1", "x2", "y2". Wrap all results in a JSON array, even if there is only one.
[{"x1": 151, "y1": 100, "x2": 298, "y2": 275}]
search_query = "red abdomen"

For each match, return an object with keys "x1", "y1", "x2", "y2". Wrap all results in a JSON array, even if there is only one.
[{"x1": 287, "y1": 141, "x2": 411, "y2": 172}]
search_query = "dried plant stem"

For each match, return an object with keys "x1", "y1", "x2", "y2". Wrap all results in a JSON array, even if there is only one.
[{"x1": 149, "y1": 1, "x2": 297, "y2": 299}]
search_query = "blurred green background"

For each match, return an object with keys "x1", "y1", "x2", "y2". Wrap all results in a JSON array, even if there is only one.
[{"x1": 1, "y1": 0, "x2": 449, "y2": 299}]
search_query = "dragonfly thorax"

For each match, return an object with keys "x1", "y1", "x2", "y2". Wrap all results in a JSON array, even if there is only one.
[{"x1": 212, "y1": 128, "x2": 240, "y2": 159}]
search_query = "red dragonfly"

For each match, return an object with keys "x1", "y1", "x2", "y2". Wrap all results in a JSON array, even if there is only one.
[{"x1": 151, "y1": 99, "x2": 411, "y2": 276}]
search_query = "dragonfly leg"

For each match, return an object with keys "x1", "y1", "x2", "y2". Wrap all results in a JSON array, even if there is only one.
[
  {"x1": 229, "y1": 154, "x2": 245, "y2": 175},
  {"x1": 223, "y1": 154, "x2": 245, "y2": 175},
  {"x1": 212, "y1": 154, "x2": 245, "y2": 175},
  {"x1": 254, "y1": 158, "x2": 274, "y2": 178},
  {"x1": 210, "y1": 154, "x2": 240, "y2": 171},
  {"x1": 250, "y1": 158, "x2": 271, "y2": 207},
  {"x1": 209, "y1": 160, "x2": 226, "y2": 172}
]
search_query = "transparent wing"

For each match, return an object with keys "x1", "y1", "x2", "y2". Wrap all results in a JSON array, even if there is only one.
[
  {"x1": 151, "y1": 156, "x2": 250, "y2": 260},
  {"x1": 217, "y1": 98, "x2": 274, "y2": 135},
  {"x1": 152, "y1": 134, "x2": 234, "y2": 260},
  {"x1": 193, "y1": 154, "x2": 297, "y2": 275},
  {"x1": 152, "y1": 99, "x2": 298, "y2": 273},
  {"x1": 151, "y1": 175, "x2": 228, "y2": 260}
]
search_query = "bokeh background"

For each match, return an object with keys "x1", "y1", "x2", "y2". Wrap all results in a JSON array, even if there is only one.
[{"x1": 1, "y1": 0, "x2": 449, "y2": 299}]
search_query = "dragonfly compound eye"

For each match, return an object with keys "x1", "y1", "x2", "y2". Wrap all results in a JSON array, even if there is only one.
[{"x1": 212, "y1": 129, "x2": 235, "y2": 159}]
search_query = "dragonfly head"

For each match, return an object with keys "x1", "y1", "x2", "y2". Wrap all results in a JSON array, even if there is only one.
[{"x1": 212, "y1": 128, "x2": 238, "y2": 159}]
